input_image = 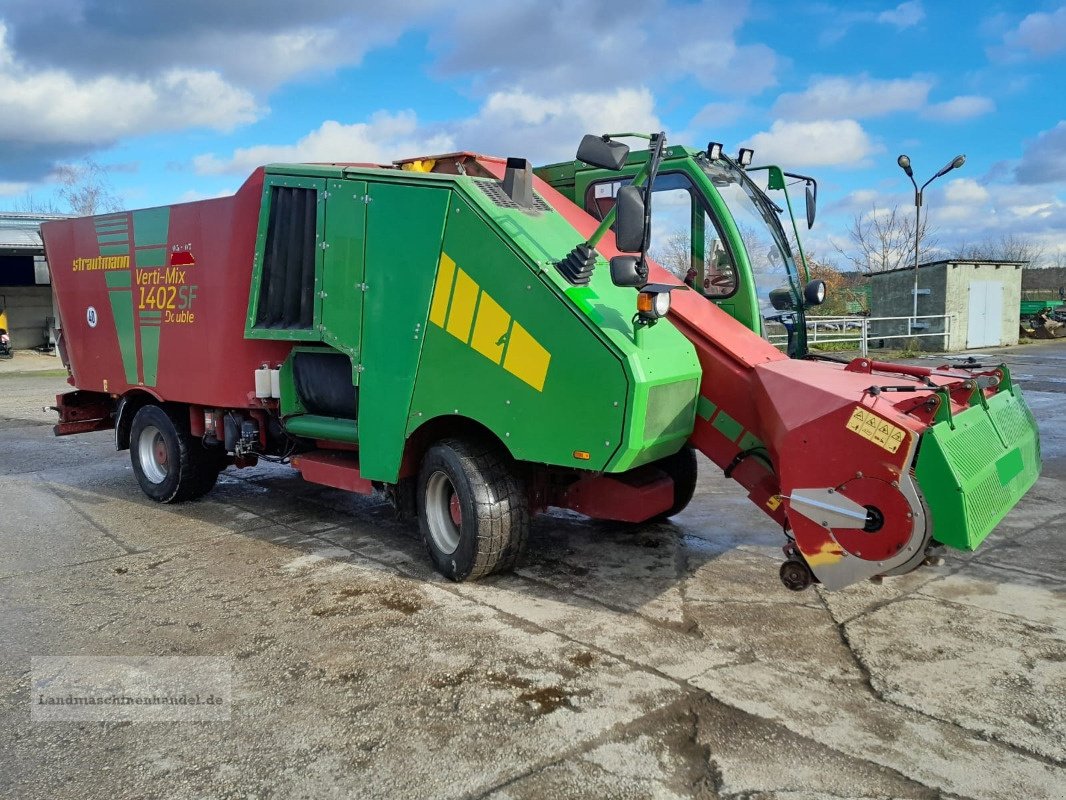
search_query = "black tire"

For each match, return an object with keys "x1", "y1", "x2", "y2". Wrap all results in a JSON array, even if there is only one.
[
  {"x1": 417, "y1": 438, "x2": 529, "y2": 581},
  {"x1": 651, "y1": 444, "x2": 698, "y2": 520},
  {"x1": 129, "y1": 404, "x2": 220, "y2": 503}
]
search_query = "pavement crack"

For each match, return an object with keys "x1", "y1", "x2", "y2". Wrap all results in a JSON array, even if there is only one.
[
  {"x1": 461, "y1": 693, "x2": 705, "y2": 800},
  {"x1": 828, "y1": 594, "x2": 1066, "y2": 771}
]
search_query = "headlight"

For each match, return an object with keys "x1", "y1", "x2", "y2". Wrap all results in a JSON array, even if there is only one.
[{"x1": 637, "y1": 289, "x2": 671, "y2": 320}]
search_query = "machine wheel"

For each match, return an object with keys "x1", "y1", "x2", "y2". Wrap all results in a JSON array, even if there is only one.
[
  {"x1": 651, "y1": 445, "x2": 698, "y2": 521},
  {"x1": 417, "y1": 438, "x2": 529, "y2": 581},
  {"x1": 779, "y1": 558, "x2": 815, "y2": 592},
  {"x1": 130, "y1": 404, "x2": 220, "y2": 503}
]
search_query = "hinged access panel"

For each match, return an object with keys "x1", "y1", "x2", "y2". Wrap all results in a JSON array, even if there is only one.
[
  {"x1": 246, "y1": 175, "x2": 327, "y2": 341},
  {"x1": 320, "y1": 179, "x2": 368, "y2": 380}
]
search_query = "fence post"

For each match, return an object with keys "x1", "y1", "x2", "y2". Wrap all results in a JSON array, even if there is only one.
[{"x1": 861, "y1": 318, "x2": 868, "y2": 357}]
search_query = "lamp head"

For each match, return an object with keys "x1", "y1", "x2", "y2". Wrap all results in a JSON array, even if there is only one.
[
  {"x1": 897, "y1": 154, "x2": 913, "y2": 177},
  {"x1": 935, "y1": 154, "x2": 966, "y2": 178}
]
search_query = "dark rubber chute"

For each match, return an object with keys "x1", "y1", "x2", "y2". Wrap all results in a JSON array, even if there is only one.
[{"x1": 293, "y1": 350, "x2": 358, "y2": 419}]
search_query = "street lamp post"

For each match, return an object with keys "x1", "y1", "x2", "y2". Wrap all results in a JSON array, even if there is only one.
[{"x1": 896, "y1": 153, "x2": 966, "y2": 329}]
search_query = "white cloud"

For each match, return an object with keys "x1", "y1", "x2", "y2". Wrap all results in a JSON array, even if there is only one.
[
  {"x1": 430, "y1": 0, "x2": 778, "y2": 96},
  {"x1": 1003, "y1": 6, "x2": 1066, "y2": 57},
  {"x1": 827, "y1": 188, "x2": 884, "y2": 215},
  {"x1": 453, "y1": 87, "x2": 662, "y2": 165},
  {"x1": 0, "y1": 181, "x2": 30, "y2": 197},
  {"x1": 194, "y1": 87, "x2": 662, "y2": 176},
  {"x1": 194, "y1": 112, "x2": 455, "y2": 176},
  {"x1": 937, "y1": 178, "x2": 991, "y2": 223},
  {"x1": 943, "y1": 178, "x2": 990, "y2": 206},
  {"x1": 922, "y1": 95, "x2": 995, "y2": 122},
  {"x1": 746, "y1": 119, "x2": 880, "y2": 168},
  {"x1": 687, "y1": 101, "x2": 751, "y2": 129},
  {"x1": 0, "y1": 23, "x2": 259, "y2": 148},
  {"x1": 877, "y1": 1, "x2": 925, "y2": 29},
  {"x1": 175, "y1": 188, "x2": 237, "y2": 204},
  {"x1": 1015, "y1": 121, "x2": 1066, "y2": 185},
  {"x1": 773, "y1": 75, "x2": 931, "y2": 121}
]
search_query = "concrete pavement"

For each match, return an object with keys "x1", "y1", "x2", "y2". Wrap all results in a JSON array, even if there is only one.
[{"x1": 1, "y1": 341, "x2": 1064, "y2": 799}]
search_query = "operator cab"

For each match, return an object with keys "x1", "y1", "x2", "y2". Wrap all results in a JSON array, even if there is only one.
[{"x1": 559, "y1": 136, "x2": 824, "y2": 356}]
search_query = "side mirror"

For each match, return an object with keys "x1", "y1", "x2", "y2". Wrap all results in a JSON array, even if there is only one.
[
  {"x1": 576, "y1": 134, "x2": 630, "y2": 171},
  {"x1": 805, "y1": 184, "x2": 817, "y2": 229},
  {"x1": 614, "y1": 185, "x2": 645, "y2": 252},
  {"x1": 804, "y1": 279, "x2": 826, "y2": 306},
  {"x1": 768, "y1": 285, "x2": 796, "y2": 311},
  {"x1": 609, "y1": 255, "x2": 647, "y2": 287}
]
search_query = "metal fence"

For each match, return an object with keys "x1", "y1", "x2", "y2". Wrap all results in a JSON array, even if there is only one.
[{"x1": 765, "y1": 314, "x2": 955, "y2": 357}]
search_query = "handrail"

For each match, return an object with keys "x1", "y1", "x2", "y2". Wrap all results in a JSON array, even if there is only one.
[{"x1": 765, "y1": 314, "x2": 955, "y2": 357}]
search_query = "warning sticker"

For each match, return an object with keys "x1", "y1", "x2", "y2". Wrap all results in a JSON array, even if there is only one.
[{"x1": 846, "y1": 408, "x2": 907, "y2": 454}]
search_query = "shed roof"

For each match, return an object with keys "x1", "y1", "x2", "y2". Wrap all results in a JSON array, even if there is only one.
[
  {"x1": 0, "y1": 212, "x2": 69, "y2": 251},
  {"x1": 871, "y1": 258, "x2": 1027, "y2": 277}
]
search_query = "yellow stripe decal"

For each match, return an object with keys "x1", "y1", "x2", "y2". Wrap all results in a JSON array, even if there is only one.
[
  {"x1": 446, "y1": 268, "x2": 478, "y2": 342},
  {"x1": 470, "y1": 291, "x2": 511, "y2": 363},
  {"x1": 504, "y1": 321, "x2": 551, "y2": 392},
  {"x1": 427, "y1": 253, "x2": 551, "y2": 392},
  {"x1": 429, "y1": 253, "x2": 456, "y2": 328}
]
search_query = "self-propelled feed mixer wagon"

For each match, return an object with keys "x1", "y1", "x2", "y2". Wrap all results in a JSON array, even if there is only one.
[{"x1": 43, "y1": 135, "x2": 1040, "y2": 591}]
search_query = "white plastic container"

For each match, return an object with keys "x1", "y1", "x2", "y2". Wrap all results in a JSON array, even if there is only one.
[{"x1": 254, "y1": 367, "x2": 271, "y2": 399}]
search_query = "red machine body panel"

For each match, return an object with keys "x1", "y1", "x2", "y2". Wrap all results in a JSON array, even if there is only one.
[{"x1": 42, "y1": 169, "x2": 290, "y2": 409}]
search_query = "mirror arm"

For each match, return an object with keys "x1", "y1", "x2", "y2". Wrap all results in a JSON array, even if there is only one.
[
  {"x1": 632, "y1": 131, "x2": 668, "y2": 276},
  {"x1": 587, "y1": 162, "x2": 654, "y2": 249}
]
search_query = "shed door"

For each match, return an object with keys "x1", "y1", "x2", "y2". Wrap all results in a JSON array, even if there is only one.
[{"x1": 967, "y1": 281, "x2": 1003, "y2": 348}]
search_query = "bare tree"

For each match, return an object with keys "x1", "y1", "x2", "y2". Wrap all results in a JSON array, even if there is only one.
[
  {"x1": 5, "y1": 159, "x2": 122, "y2": 216},
  {"x1": 835, "y1": 204, "x2": 937, "y2": 274},
  {"x1": 954, "y1": 233, "x2": 1045, "y2": 265},
  {"x1": 54, "y1": 159, "x2": 122, "y2": 216},
  {"x1": 649, "y1": 228, "x2": 691, "y2": 280},
  {"x1": 9, "y1": 193, "x2": 64, "y2": 214}
]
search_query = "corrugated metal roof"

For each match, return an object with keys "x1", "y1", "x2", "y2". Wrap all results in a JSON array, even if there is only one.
[{"x1": 0, "y1": 212, "x2": 69, "y2": 251}]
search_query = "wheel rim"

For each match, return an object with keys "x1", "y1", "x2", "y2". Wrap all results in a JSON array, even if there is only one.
[
  {"x1": 425, "y1": 470, "x2": 461, "y2": 555},
  {"x1": 138, "y1": 425, "x2": 170, "y2": 484}
]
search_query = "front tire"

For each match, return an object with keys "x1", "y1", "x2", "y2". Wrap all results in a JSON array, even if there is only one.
[
  {"x1": 417, "y1": 438, "x2": 529, "y2": 581},
  {"x1": 130, "y1": 404, "x2": 220, "y2": 503}
]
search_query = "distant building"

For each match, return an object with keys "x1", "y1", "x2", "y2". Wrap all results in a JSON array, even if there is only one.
[
  {"x1": 870, "y1": 259, "x2": 1024, "y2": 351},
  {"x1": 0, "y1": 212, "x2": 69, "y2": 351}
]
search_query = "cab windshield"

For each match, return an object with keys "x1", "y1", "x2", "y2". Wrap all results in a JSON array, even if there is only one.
[{"x1": 696, "y1": 156, "x2": 800, "y2": 314}]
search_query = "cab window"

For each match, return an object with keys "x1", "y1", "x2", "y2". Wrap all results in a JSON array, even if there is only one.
[{"x1": 583, "y1": 172, "x2": 738, "y2": 298}]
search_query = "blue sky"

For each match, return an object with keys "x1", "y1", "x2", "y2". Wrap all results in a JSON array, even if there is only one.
[{"x1": 1, "y1": 1, "x2": 1064, "y2": 266}]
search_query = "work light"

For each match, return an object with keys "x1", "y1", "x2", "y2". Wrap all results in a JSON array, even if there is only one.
[{"x1": 637, "y1": 287, "x2": 672, "y2": 321}]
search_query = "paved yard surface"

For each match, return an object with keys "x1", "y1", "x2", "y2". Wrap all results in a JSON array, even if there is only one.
[{"x1": 1, "y1": 342, "x2": 1064, "y2": 799}]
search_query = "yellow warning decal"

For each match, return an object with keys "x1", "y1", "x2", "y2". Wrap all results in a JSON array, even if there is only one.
[
  {"x1": 765, "y1": 495, "x2": 782, "y2": 511},
  {"x1": 428, "y1": 252, "x2": 551, "y2": 392},
  {"x1": 846, "y1": 407, "x2": 906, "y2": 454}
]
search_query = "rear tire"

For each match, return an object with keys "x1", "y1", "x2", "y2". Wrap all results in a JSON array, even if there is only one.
[
  {"x1": 651, "y1": 444, "x2": 698, "y2": 520},
  {"x1": 130, "y1": 404, "x2": 220, "y2": 503},
  {"x1": 417, "y1": 438, "x2": 529, "y2": 581}
]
